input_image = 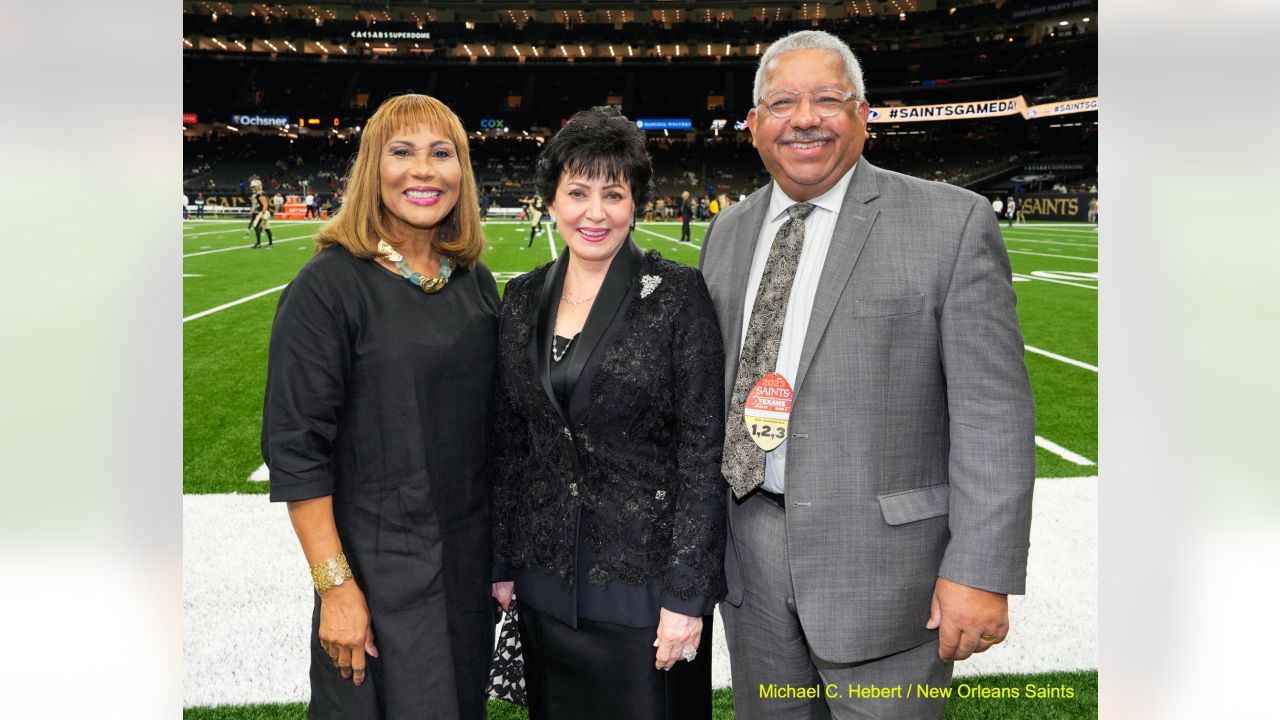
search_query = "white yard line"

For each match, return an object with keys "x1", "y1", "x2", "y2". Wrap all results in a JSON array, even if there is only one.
[
  {"x1": 183, "y1": 221, "x2": 323, "y2": 239},
  {"x1": 249, "y1": 464, "x2": 269, "y2": 482},
  {"x1": 1004, "y1": 237, "x2": 1098, "y2": 248},
  {"x1": 544, "y1": 223, "x2": 557, "y2": 260},
  {"x1": 634, "y1": 225, "x2": 701, "y2": 249},
  {"x1": 1010, "y1": 223, "x2": 1097, "y2": 230},
  {"x1": 1006, "y1": 249, "x2": 1097, "y2": 262},
  {"x1": 182, "y1": 227, "x2": 255, "y2": 239},
  {"x1": 183, "y1": 233, "x2": 314, "y2": 258},
  {"x1": 183, "y1": 284, "x2": 289, "y2": 323},
  {"x1": 1035, "y1": 436, "x2": 1095, "y2": 465},
  {"x1": 1011, "y1": 272, "x2": 1098, "y2": 290},
  {"x1": 1025, "y1": 345, "x2": 1098, "y2": 372}
]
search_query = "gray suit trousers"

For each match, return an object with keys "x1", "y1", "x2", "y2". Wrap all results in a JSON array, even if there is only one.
[{"x1": 722, "y1": 493, "x2": 953, "y2": 720}]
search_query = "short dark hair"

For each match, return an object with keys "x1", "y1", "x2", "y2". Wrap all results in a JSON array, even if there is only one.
[{"x1": 534, "y1": 106, "x2": 653, "y2": 212}]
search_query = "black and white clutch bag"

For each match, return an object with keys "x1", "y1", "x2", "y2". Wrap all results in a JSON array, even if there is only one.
[{"x1": 487, "y1": 599, "x2": 527, "y2": 706}]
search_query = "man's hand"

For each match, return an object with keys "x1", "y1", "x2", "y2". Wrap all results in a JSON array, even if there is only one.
[{"x1": 926, "y1": 577, "x2": 1009, "y2": 661}]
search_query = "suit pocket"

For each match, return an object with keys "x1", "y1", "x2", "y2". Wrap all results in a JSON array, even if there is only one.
[
  {"x1": 850, "y1": 293, "x2": 925, "y2": 318},
  {"x1": 877, "y1": 483, "x2": 950, "y2": 525}
]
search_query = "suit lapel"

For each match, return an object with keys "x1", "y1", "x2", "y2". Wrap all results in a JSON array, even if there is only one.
[
  {"x1": 719, "y1": 184, "x2": 774, "y2": 409},
  {"x1": 535, "y1": 254, "x2": 572, "y2": 427},
  {"x1": 794, "y1": 160, "x2": 882, "y2": 394}
]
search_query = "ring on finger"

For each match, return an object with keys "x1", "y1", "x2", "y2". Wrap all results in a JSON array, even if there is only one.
[
  {"x1": 681, "y1": 645, "x2": 698, "y2": 662},
  {"x1": 980, "y1": 633, "x2": 998, "y2": 642}
]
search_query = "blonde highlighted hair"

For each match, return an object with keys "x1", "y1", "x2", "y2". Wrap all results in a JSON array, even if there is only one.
[{"x1": 315, "y1": 94, "x2": 484, "y2": 268}]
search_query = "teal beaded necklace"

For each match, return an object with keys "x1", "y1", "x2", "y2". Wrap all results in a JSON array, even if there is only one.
[{"x1": 378, "y1": 239, "x2": 452, "y2": 294}]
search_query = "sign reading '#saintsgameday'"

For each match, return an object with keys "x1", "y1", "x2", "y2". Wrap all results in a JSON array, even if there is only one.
[
  {"x1": 871, "y1": 97, "x2": 1025, "y2": 123},
  {"x1": 867, "y1": 95, "x2": 1098, "y2": 124}
]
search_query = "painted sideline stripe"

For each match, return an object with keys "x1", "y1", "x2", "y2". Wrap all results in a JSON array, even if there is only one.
[
  {"x1": 1025, "y1": 345, "x2": 1097, "y2": 372},
  {"x1": 1035, "y1": 436, "x2": 1095, "y2": 466},
  {"x1": 544, "y1": 223, "x2": 557, "y2": 260},
  {"x1": 183, "y1": 283, "x2": 289, "y2": 323},
  {"x1": 183, "y1": 232, "x2": 315, "y2": 258},
  {"x1": 634, "y1": 225, "x2": 702, "y2": 249},
  {"x1": 249, "y1": 464, "x2": 269, "y2": 482},
  {"x1": 1006, "y1": 249, "x2": 1097, "y2": 262},
  {"x1": 1012, "y1": 272, "x2": 1098, "y2": 290}
]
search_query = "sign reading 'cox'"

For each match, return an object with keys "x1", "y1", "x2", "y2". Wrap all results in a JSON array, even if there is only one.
[{"x1": 479, "y1": 119, "x2": 505, "y2": 129}]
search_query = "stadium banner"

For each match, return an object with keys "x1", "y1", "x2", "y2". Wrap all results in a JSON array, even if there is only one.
[
  {"x1": 183, "y1": 113, "x2": 198, "y2": 124},
  {"x1": 867, "y1": 95, "x2": 1096, "y2": 124},
  {"x1": 1014, "y1": 193, "x2": 1091, "y2": 221},
  {"x1": 1024, "y1": 96, "x2": 1098, "y2": 119},
  {"x1": 231, "y1": 114, "x2": 290, "y2": 127},
  {"x1": 636, "y1": 118, "x2": 693, "y2": 130},
  {"x1": 869, "y1": 97, "x2": 1025, "y2": 123}
]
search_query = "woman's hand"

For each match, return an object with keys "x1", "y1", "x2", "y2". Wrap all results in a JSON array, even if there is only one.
[
  {"x1": 318, "y1": 582, "x2": 379, "y2": 686},
  {"x1": 653, "y1": 608, "x2": 702, "y2": 671},
  {"x1": 492, "y1": 581, "x2": 515, "y2": 612}
]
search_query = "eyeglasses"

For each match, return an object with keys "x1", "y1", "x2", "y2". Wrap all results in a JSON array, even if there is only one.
[{"x1": 758, "y1": 89, "x2": 860, "y2": 119}]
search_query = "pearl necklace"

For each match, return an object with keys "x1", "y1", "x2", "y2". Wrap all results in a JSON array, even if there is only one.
[
  {"x1": 551, "y1": 333, "x2": 575, "y2": 362},
  {"x1": 378, "y1": 239, "x2": 452, "y2": 294}
]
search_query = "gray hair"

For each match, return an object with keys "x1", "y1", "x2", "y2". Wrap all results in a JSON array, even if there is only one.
[{"x1": 752, "y1": 30, "x2": 866, "y2": 106}]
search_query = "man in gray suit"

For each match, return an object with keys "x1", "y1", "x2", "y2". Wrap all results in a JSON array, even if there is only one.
[{"x1": 698, "y1": 31, "x2": 1035, "y2": 719}]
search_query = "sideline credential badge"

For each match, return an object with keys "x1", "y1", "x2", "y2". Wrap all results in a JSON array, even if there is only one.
[{"x1": 744, "y1": 372, "x2": 793, "y2": 452}]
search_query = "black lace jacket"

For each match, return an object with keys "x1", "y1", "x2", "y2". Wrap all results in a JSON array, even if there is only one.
[{"x1": 491, "y1": 249, "x2": 727, "y2": 612}]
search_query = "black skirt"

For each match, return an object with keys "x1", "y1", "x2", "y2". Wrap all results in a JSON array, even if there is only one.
[{"x1": 517, "y1": 604, "x2": 714, "y2": 720}]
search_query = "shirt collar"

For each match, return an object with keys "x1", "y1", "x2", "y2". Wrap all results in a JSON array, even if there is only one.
[{"x1": 766, "y1": 162, "x2": 859, "y2": 223}]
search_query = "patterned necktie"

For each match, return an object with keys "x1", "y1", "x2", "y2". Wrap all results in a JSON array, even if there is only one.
[{"x1": 722, "y1": 202, "x2": 815, "y2": 499}]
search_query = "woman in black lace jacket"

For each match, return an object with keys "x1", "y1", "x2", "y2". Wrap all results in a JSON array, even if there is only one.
[{"x1": 490, "y1": 107, "x2": 726, "y2": 720}]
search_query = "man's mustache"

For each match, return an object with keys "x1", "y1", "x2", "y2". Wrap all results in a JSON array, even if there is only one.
[{"x1": 779, "y1": 130, "x2": 836, "y2": 143}]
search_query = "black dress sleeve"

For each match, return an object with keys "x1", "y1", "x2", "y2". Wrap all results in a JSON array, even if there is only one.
[
  {"x1": 261, "y1": 260, "x2": 353, "y2": 502},
  {"x1": 659, "y1": 268, "x2": 728, "y2": 616},
  {"x1": 490, "y1": 276, "x2": 530, "y2": 581}
]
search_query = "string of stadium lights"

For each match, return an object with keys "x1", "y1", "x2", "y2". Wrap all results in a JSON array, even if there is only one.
[{"x1": 183, "y1": 2, "x2": 1090, "y2": 59}]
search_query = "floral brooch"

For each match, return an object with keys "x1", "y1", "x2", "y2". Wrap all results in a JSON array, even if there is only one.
[{"x1": 639, "y1": 274, "x2": 662, "y2": 298}]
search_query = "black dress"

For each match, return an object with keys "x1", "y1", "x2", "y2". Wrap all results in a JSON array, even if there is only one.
[{"x1": 262, "y1": 245, "x2": 498, "y2": 720}]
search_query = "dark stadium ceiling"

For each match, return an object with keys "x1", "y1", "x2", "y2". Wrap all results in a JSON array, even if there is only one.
[
  {"x1": 190, "y1": 1, "x2": 981, "y2": 15},
  {"x1": 263, "y1": 1, "x2": 835, "y2": 7}
]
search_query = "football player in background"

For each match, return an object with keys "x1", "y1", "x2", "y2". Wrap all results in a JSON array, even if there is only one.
[
  {"x1": 249, "y1": 178, "x2": 274, "y2": 249},
  {"x1": 524, "y1": 193, "x2": 546, "y2": 247}
]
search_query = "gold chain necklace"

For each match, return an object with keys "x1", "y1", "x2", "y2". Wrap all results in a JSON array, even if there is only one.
[{"x1": 560, "y1": 293, "x2": 596, "y2": 306}]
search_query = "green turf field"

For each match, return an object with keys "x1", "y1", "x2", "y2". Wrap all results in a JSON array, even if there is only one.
[{"x1": 183, "y1": 217, "x2": 1097, "y2": 494}]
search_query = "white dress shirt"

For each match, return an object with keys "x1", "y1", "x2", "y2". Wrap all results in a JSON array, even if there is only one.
[{"x1": 739, "y1": 164, "x2": 857, "y2": 494}]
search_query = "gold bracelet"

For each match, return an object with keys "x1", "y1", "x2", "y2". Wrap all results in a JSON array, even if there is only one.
[{"x1": 310, "y1": 553, "x2": 353, "y2": 594}]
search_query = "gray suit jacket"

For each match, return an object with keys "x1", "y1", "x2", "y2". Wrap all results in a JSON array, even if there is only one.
[{"x1": 698, "y1": 159, "x2": 1035, "y2": 664}]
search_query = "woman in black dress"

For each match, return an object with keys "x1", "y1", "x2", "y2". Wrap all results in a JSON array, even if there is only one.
[
  {"x1": 262, "y1": 94, "x2": 497, "y2": 720},
  {"x1": 490, "y1": 106, "x2": 726, "y2": 720}
]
